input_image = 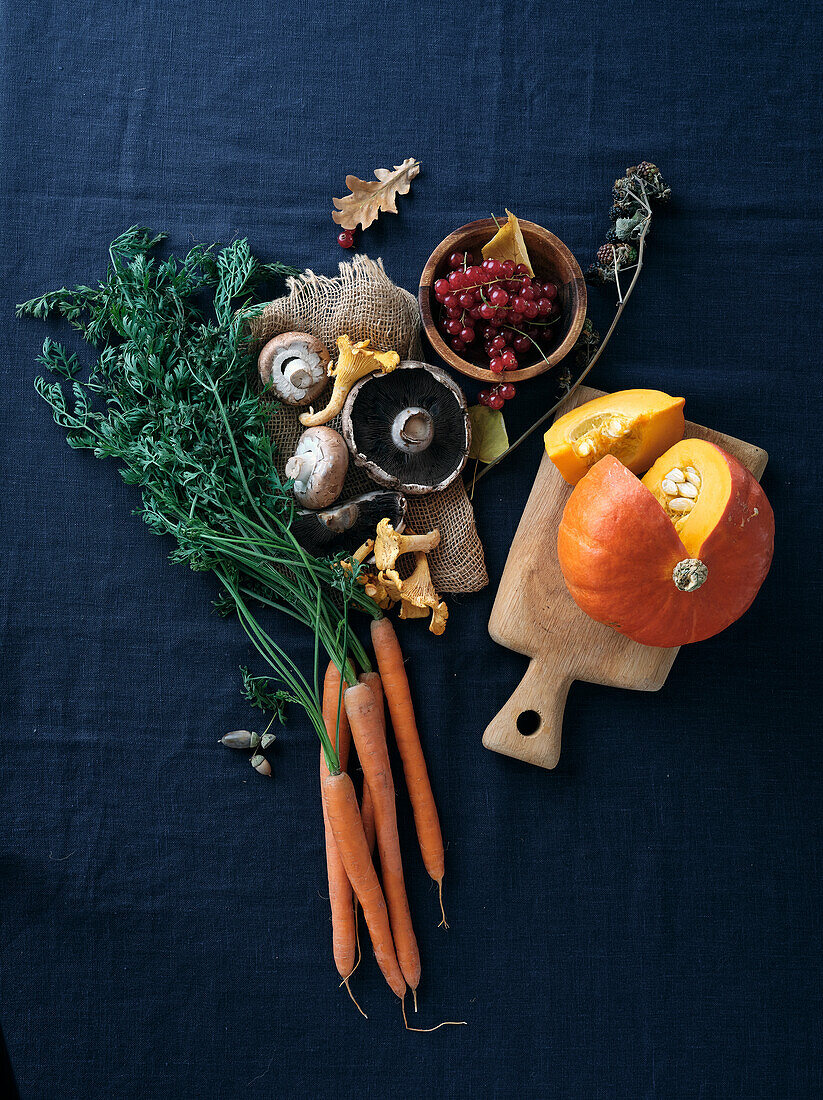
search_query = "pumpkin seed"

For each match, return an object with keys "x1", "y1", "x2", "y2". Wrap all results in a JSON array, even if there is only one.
[
  {"x1": 577, "y1": 440, "x2": 594, "y2": 456},
  {"x1": 666, "y1": 468, "x2": 686, "y2": 483},
  {"x1": 605, "y1": 418, "x2": 625, "y2": 437},
  {"x1": 685, "y1": 466, "x2": 701, "y2": 487},
  {"x1": 678, "y1": 482, "x2": 698, "y2": 499},
  {"x1": 669, "y1": 497, "x2": 693, "y2": 513},
  {"x1": 661, "y1": 478, "x2": 679, "y2": 496}
]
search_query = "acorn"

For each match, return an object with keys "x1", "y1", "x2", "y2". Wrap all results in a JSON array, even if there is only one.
[
  {"x1": 221, "y1": 730, "x2": 261, "y2": 750},
  {"x1": 250, "y1": 754, "x2": 272, "y2": 776}
]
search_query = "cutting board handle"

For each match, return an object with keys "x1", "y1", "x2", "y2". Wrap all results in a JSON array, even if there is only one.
[{"x1": 482, "y1": 658, "x2": 572, "y2": 770}]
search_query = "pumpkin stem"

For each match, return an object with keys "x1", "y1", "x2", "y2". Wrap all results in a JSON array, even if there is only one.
[{"x1": 672, "y1": 558, "x2": 708, "y2": 593}]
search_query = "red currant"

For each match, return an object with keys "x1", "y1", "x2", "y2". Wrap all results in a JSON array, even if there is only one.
[
  {"x1": 449, "y1": 251, "x2": 466, "y2": 269},
  {"x1": 523, "y1": 301, "x2": 539, "y2": 320},
  {"x1": 487, "y1": 392, "x2": 505, "y2": 410},
  {"x1": 489, "y1": 356, "x2": 505, "y2": 374},
  {"x1": 466, "y1": 265, "x2": 484, "y2": 283},
  {"x1": 458, "y1": 291, "x2": 475, "y2": 309},
  {"x1": 445, "y1": 318, "x2": 462, "y2": 336},
  {"x1": 490, "y1": 335, "x2": 506, "y2": 352},
  {"x1": 514, "y1": 263, "x2": 530, "y2": 276},
  {"x1": 450, "y1": 336, "x2": 466, "y2": 352},
  {"x1": 478, "y1": 303, "x2": 495, "y2": 320},
  {"x1": 434, "y1": 278, "x2": 450, "y2": 300},
  {"x1": 509, "y1": 311, "x2": 524, "y2": 325},
  {"x1": 489, "y1": 287, "x2": 509, "y2": 307},
  {"x1": 447, "y1": 270, "x2": 462, "y2": 289},
  {"x1": 537, "y1": 298, "x2": 551, "y2": 316},
  {"x1": 459, "y1": 327, "x2": 475, "y2": 344},
  {"x1": 543, "y1": 282, "x2": 558, "y2": 300},
  {"x1": 501, "y1": 349, "x2": 518, "y2": 369},
  {"x1": 501, "y1": 261, "x2": 515, "y2": 279},
  {"x1": 513, "y1": 335, "x2": 531, "y2": 353},
  {"x1": 499, "y1": 382, "x2": 516, "y2": 400},
  {"x1": 338, "y1": 230, "x2": 355, "y2": 248},
  {"x1": 478, "y1": 389, "x2": 491, "y2": 406}
]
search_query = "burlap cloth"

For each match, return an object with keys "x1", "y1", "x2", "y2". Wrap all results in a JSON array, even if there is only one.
[{"x1": 247, "y1": 255, "x2": 488, "y2": 593}]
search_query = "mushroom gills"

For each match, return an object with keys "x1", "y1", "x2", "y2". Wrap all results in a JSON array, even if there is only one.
[
  {"x1": 257, "y1": 332, "x2": 330, "y2": 406},
  {"x1": 291, "y1": 491, "x2": 407, "y2": 555},
  {"x1": 346, "y1": 367, "x2": 469, "y2": 493}
]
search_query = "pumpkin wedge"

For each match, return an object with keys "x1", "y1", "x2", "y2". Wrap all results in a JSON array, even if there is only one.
[
  {"x1": 557, "y1": 440, "x2": 774, "y2": 647},
  {"x1": 545, "y1": 389, "x2": 685, "y2": 485}
]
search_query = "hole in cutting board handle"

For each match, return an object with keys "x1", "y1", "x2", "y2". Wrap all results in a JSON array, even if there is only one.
[{"x1": 516, "y1": 710, "x2": 541, "y2": 736}]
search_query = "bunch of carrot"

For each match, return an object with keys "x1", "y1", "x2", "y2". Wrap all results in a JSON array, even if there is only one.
[{"x1": 318, "y1": 616, "x2": 449, "y2": 1018}]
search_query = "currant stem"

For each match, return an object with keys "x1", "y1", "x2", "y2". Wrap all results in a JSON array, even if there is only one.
[{"x1": 473, "y1": 202, "x2": 652, "y2": 484}]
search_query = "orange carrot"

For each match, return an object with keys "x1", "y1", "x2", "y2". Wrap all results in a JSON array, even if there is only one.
[
  {"x1": 344, "y1": 682, "x2": 421, "y2": 996},
  {"x1": 322, "y1": 769, "x2": 406, "y2": 1000},
  {"x1": 320, "y1": 662, "x2": 357, "y2": 989},
  {"x1": 370, "y1": 616, "x2": 447, "y2": 926},
  {"x1": 357, "y1": 671, "x2": 382, "y2": 854}
]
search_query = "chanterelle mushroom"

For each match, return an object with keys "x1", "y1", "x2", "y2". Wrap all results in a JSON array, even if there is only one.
[
  {"x1": 299, "y1": 336, "x2": 399, "y2": 427},
  {"x1": 285, "y1": 426, "x2": 349, "y2": 509},
  {"x1": 398, "y1": 551, "x2": 449, "y2": 635},
  {"x1": 258, "y1": 332, "x2": 330, "y2": 406},
  {"x1": 373, "y1": 518, "x2": 439, "y2": 572},
  {"x1": 341, "y1": 362, "x2": 470, "y2": 495}
]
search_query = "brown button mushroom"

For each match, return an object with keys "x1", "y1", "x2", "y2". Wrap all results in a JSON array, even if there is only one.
[
  {"x1": 285, "y1": 426, "x2": 350, "y2": 509},
  {"x1": 341, "y1": 361, "x2": 471, "y2": 495},
  {"x1": 258, "y1": 332, "x2": 330, "y2": 406}
]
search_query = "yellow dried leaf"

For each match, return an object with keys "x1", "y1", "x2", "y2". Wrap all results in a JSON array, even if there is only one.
[
  {"x1": 332, "y1": 158, "x2": 420, "y2": 231},
  {"x1": 481, "y1": 209, "x2": 534, "y2": 275}
]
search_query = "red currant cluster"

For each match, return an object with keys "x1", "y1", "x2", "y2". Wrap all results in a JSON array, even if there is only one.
[
  {"x1": 338, "y1": 229, "x2": 356, "y2": 249},
  {"x1": 433, "y1": 250, "x2": 561, "y2": 407}
]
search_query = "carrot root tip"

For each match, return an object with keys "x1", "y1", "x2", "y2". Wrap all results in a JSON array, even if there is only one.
[
  {"x1": 401, "y1": 997, "x2": 466, "y2": 1032},
  {"x1": 437, "y1": 879, "x2": 449, "y2": 929},
  {"x1": 341, "y1": 977, "x2": 368, "y2": 1019}
]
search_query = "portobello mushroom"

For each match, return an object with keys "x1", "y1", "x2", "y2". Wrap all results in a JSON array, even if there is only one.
[
  {"x1": 341, "y1": 361, "x2": 470, "y2": 495},
  {"x1": 291, "y1": 490, "x2": 407, "y2": 555}
]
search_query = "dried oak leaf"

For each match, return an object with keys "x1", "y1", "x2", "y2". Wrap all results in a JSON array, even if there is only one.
[{"x1": 332, "y1": 158, "x2": 420, "y2": 231}]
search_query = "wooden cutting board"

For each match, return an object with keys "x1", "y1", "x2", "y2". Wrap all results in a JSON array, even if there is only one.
[{"x1": 483, "y1": 386, "x2": 768, "y2": 769}]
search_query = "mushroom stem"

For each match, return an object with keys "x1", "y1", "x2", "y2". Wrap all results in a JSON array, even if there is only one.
[
  {"x1": 285, "y1": 454, "x2": 312, "y2": 485},
  {"x1": 400, "y1": 529, "x2": 440, "y2": 555},
  {"x1": 283, "y1": 358, "x2": 313, "y2": 390},
  {"x1": 391, "y1": 407, "x2": 434, "y2": 453},
  {"x1": 373, "y1": 517, "x2": 440, "y2": 571}
]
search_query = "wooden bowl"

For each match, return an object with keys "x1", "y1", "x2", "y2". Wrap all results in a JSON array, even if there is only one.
[{"x1": 419, "y1": 219, "x2": 587, "y2": 384}]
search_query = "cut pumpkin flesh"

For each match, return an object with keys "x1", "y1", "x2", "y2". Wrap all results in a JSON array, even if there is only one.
[
  {"x1": 481, "y1": 210, "x2": 534, "y2": 275},
  {"x1": 544, "y1": 389, "x2": 685, "y2": 485},
  {"x1": 557, "y1": 440, "x2": 774, "y2": 647}
]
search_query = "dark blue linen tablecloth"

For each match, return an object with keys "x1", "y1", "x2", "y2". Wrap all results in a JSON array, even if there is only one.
[{"x1": 2, "y1": 1, "x2": 821, "y2": 1097}]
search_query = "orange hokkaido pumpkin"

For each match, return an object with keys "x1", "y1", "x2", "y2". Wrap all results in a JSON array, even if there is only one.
[
  {"x1": 544, "y1": 388, "x2": 685, "y2": 485},
  {"x1": 557, "y1": 439, "x2": 774, "y2": 647}
]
